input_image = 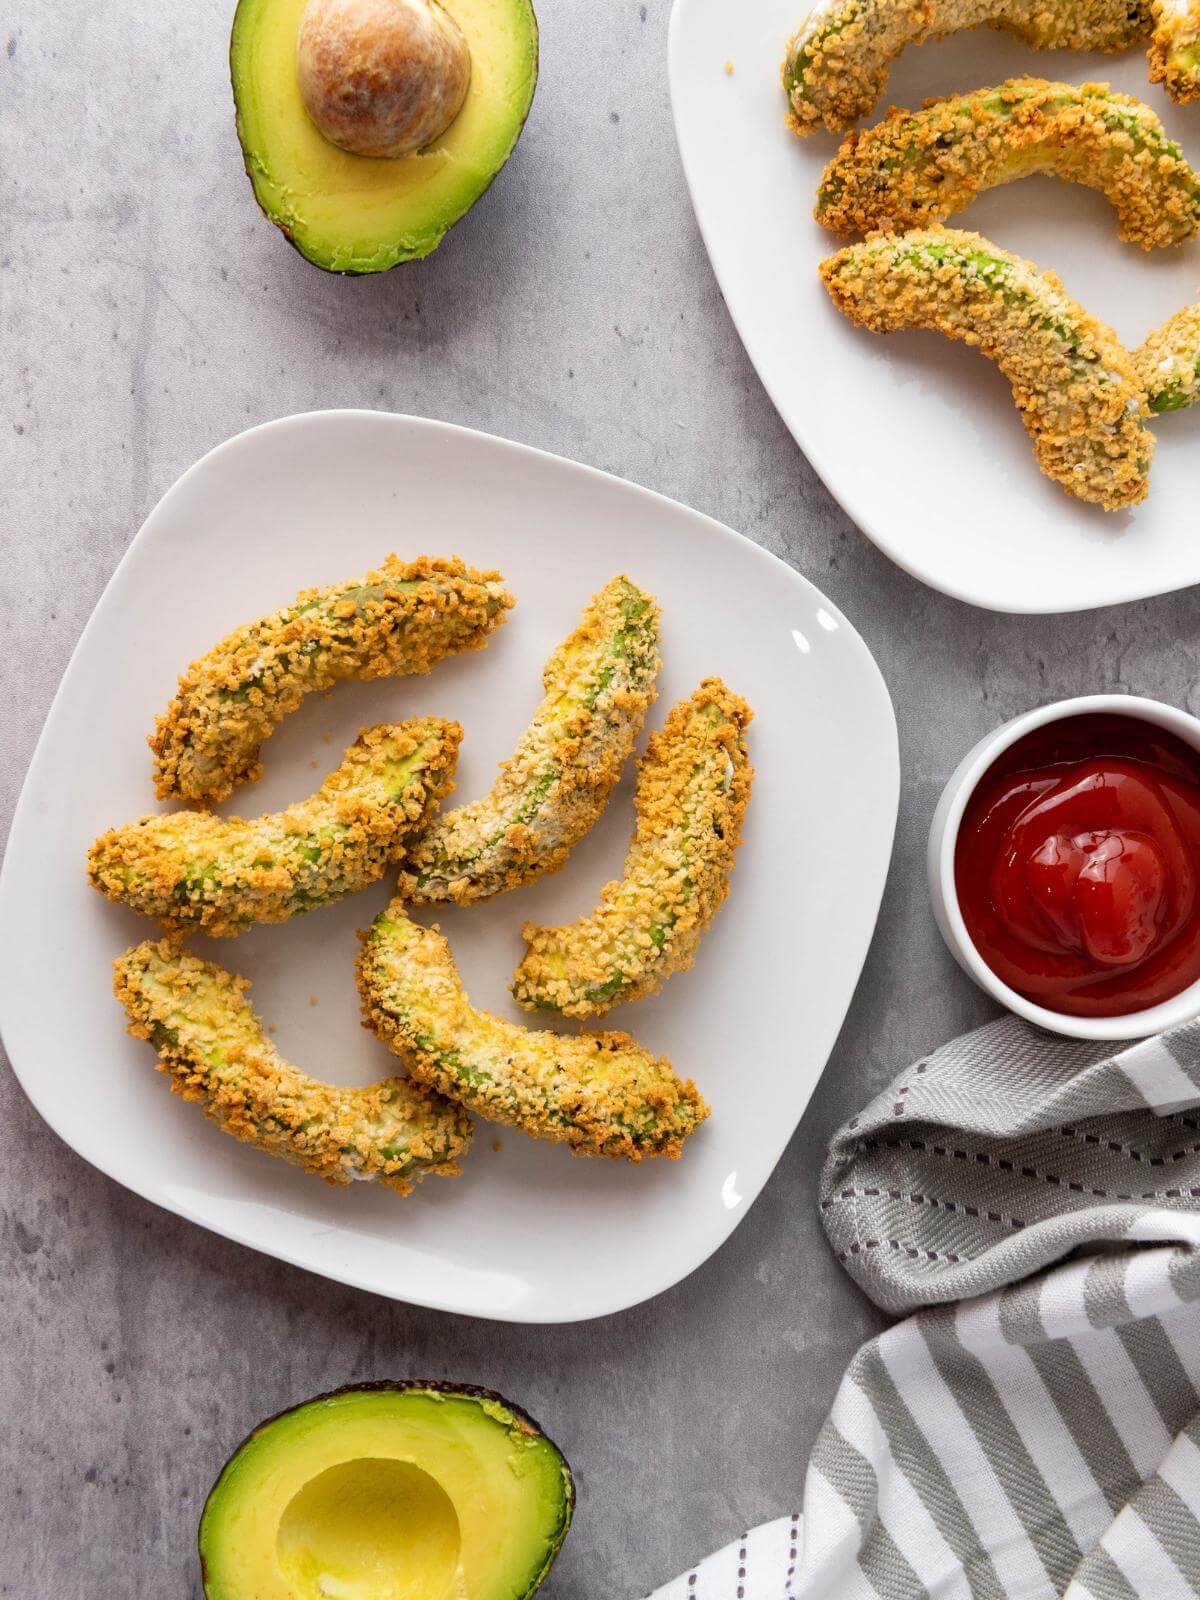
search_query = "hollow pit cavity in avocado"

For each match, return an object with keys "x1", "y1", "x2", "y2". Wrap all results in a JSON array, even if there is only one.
[
  {"x1": 231, "y1": 0, "x2": 538, "y2": 271},
  {"x1": 198, "y1": 1383, "x2": 574, "y2": 1600},
  {"x1": 276, "y1": 1458, "x2": 462, "y2": 1600}
]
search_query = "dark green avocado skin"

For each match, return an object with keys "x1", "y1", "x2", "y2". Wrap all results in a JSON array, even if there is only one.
[
  {"x1": 198, "y1": 1378, "x2": 575, "y2": 1596},
  {"x1": 228, "y1": 1, "x2": 540, "y2": 275},
  {"x1": 228, "y1": 83, "x2": 541, "y2": 277}
]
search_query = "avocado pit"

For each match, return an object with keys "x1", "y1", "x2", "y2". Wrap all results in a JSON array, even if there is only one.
[
  {"x1": 296, "y1": 0, "x2": 471, "y2": 158},
  {"x1": 231, "y1": 0, "x2": 538, "y2": 270}
]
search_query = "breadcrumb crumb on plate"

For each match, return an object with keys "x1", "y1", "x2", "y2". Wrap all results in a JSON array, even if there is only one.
[{"x1": 0, "y1": 411, "x2": 896, "y2": 1321}]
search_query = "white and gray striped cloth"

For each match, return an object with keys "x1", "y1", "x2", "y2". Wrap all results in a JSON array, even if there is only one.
[{"x1": 649, "y1": 1016, "x2": 1200, "y2": 1599}]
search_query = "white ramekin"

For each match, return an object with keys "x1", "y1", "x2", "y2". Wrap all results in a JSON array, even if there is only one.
[{"x1": 928, "y1": 694, "x2": 1200, "y2": 1042}]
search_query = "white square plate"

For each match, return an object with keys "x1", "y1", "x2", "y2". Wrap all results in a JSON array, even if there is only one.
[
  {"x1": 670, "y1": 0, "x2": 1200, "y2": 613},
  {"x1": 0, "y1": 412, "x2": 897, "y2": 1322}
]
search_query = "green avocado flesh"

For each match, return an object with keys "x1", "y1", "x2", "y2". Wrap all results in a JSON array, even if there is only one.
[
  {"x1": 230, "y1": 0, "x2": 538, "y2": 273},
  {"x1": 200, "y1": 1384, "x2": 574, "y2": 1600}
]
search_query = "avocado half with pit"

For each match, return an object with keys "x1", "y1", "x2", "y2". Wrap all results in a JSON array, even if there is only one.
[
  {"x1": 199, "y1": 1382, "x2": 573, "y2": 1599},
  {"x1": 230, "y1": 0, "x2": 538, "y2": 273}
]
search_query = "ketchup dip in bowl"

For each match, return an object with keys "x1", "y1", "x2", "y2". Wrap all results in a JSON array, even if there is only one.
[{"x1": 929, "y1": 696, "x2": 1200, "y2": 1041}]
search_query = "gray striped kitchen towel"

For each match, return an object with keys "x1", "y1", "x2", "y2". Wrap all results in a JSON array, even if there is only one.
[{"x1": 647, "y1": 1015, "x2": 1200, "y2": 1598}]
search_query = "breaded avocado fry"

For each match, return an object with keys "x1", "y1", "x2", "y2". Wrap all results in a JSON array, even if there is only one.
[
  {"x1": 1136, "y1": 298, "x2": 1200, "y2": 411},
  {"x1": 1149, "y1": 4, "x2": 1200, "y2": 104},
  {"x1": 820, "y1": 227, "x2": 1153, "y2": 509},
  {"x1": 783, "y1": 0, "x2": 1149, "y2": 135},
  {"x1": 115, "y1": 939, "x2": 472, "y2": 1193},
  {"x1": 817, "y1": 80, "x2": 1200, "y2": 250},
  {"x1": 399, "y1": 576, "x2": 661, "y2": 906},
  {"x1": 357, "y1": 903, "x2": 709, "y2": 1160},
  {"x1": 512, "y1": 682, "x2": 754, "y2": 1020},
  {"x1": 150, "y1": 555, "x2": 512, "y2": 803},
  {"x1": 90, "y1": 720, "x2": 461, "y2": 937}
]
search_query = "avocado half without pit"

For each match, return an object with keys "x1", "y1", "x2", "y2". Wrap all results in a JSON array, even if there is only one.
[
  {"x1": 230, "y1": 0, "x2": 538, "y2": 272},
  {"x1": 198, "y1": 1383, "x2": 574, "y2": 1600}
]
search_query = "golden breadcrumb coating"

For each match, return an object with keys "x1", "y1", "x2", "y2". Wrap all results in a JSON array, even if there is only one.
[
  {"x1": 115, "y1": 939, "x2": 472, "y2": 1193},
  {"x1": 90, "y1": 720, "x2": 461, "y2": 937},
  {"x1": 150, "y1": 554, "x2": 512, "y2": 804},
  {"x1": 513, "y1": 681, "x2": 754, "y2": 1020},
  {"x1": 1135, "y1": 298, "x2": 1200, "y2": 411},
  {"x1": 1148, "y1": 1, "x2": 1200, "y2": 102},
  {"x1": 782, "y1": 0, "x2": 1150, "y2": 135},
  {"x1": 357, "y1": 903, "x2": 709, "y2": 1161},
  {"x1": 820, "y1": 227, "x2": 1153, "y2": 509},
  {"x1": 399, "y1": 576, "x2": 661, "y2": 906},
  {"x1": 817, "y1": 80, "x2": 1200, "y2": 250}
]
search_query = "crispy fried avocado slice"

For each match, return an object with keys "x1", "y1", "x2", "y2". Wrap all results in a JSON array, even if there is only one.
[
  {"x1": 399, "y1": 576, "x2": 661, "y2": 906},
  {"x1": 1136, "y1": 299, "x2": 1200, "y2": 411},
  {"x1": 357, "y1": 903, "x2": 709, "y2": 1160},
  {"x1": 91, "y1": 720, "x2": 461, "y2": 937},
  {"x1": 114, "y1": 939, "x2": 472, "y2": 1193},
  {"x1": 817, "y1": 80, "x2": 1200, "y2": 250},
  {"x1": 150, "y1": 555, "x2": 512, "y2": 803},
  {"x1": 783, "y1": 0, "x2": 1151, "y2": 135},
  {"x1": 820, "y1": 228, "x2": 1153, "y2": 509},
  {"x1": 1149, "y1": 3, "x2": 1200, "y2": 103},
  {"x1": 512, "y1": 682, "x2": 754, "y2": 1020}
]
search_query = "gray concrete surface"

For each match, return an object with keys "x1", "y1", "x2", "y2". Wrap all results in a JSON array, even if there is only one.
[{"x1": 4, "y1": 2, "x2": 1200, "y2": 1594}]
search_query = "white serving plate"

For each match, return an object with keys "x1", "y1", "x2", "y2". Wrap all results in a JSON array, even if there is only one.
[
  {"x1": 0, "y1": 412, "x2": 898, "y2": 1322},
  {"x1": 669, "y1": 0, "x2": 1200, "y2": 613}
]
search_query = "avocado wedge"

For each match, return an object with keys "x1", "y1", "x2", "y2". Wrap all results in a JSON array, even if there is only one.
[
  {"x1": 199, "y1": 1382, "x2": 574, "y2": 1600},
  {"x1": 230, "y1": 0, "x2": 539, "y2": 272},
  {"x1": 400, "y1": 576, "x2": 661, "y2": 905},
  {"x1": 358, "y1": 901, "x2": 709, "y2": 1159},
  {"x1": 91, "y1": 719, "x2": 461, "y2": 937},
  {"x1": 512, "y1": 681, "x2": 754, "y2": 1018}
]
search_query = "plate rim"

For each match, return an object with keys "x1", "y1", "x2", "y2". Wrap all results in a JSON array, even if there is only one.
[
  {"x1": 0, "y1": 408, "x2": 900, "y2": 1322},
  {"x1": 666, "y1": 0, "x2": 1196, "y2": 616}
]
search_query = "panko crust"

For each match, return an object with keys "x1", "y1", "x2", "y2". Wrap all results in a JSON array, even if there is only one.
[
  {"x1": 782, "y1": 0, "x2": 1150, "y2": 135},
  {"x1": 150, "y1": 554, "x2": 512, "y2": 804},
  {"x1": 1135, "y1": 298, "x2": 1200, "y2": 411},
  {"x1": 512, "y1": 680, "x2": 754, "y2": 1020},
  {"x1": 114, "y1": 939, "x2": 472, "y2": 1193},
  {"x1": 1148, "y1": 0, "x2": 1200, "y2": 103},
  {"x1": 817, "y1": 79, "x2": 1200, "y2": 250},
  {"x1": 357, "y1": 904, "x2": 709, "y2": 1161},
  {"x1": 819, "y1": 227, "x2": 1153, "y2": 510},
  {"x1": 399, "y1": 575, "x2": 661, "y2": 906},
  {"x1": 90, "y1": 719, "x2": 461, "y2": 937}
]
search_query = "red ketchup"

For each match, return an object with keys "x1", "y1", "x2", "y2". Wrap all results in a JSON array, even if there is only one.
[{"x1": 955, "y1": 714, "x2": 1200, "y2": 1017}]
